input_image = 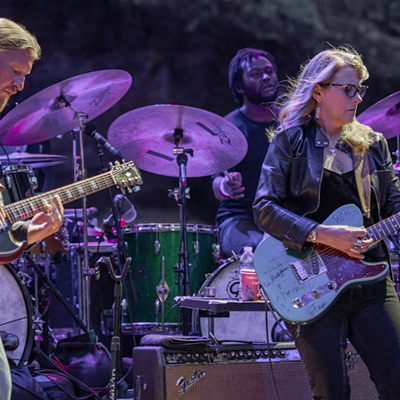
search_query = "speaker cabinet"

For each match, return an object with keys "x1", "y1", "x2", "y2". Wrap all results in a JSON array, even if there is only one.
[{"x1": 132, "y1": 342, "x2": 378, "y2": 400}]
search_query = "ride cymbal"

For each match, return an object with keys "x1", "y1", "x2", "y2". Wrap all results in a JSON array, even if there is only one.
[
  {"x1": 358, "y1": 91, "x2": 400, "y2": 139},
  {"x1": 0, "y1": 70, "x2": 132, "y2": 146},
  {"x1": 107, "y1": 104, "x2": 248, "y2": 177}
]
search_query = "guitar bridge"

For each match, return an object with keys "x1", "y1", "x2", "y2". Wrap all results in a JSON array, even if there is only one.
[{"x1": 291, "y1": 252, "x2": 327, "y2": 282}]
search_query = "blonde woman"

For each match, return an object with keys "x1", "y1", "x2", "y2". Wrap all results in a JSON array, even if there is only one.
[{"x1": 254, "y1": 46, "x2": 400, "y2": 399}]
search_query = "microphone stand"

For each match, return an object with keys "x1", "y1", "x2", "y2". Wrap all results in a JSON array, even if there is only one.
[
  {"x1": 96, "y1": 144, "x2": 138, "y2": 326},
  {"x1": 96, "y1": 144, "x2": 128, "y2": 267}
]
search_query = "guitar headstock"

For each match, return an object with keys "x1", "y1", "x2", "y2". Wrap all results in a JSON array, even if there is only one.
[{"x1": 110, "y1": 161, "x2": 143, "y2": 194}]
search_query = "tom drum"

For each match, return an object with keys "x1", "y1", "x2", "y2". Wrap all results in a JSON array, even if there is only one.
[{"x1": 122, "y1": 223, "x2": 217, "y2": 334}]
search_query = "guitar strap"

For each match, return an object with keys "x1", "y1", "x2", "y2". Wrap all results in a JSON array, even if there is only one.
[{"x1": 353, "y1": 149, "x2": 371, "y2": 219}]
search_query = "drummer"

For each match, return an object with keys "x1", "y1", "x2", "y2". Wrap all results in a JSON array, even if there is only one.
[
  {"x1": 0, "y1": 17, "x2": 64, "y2": 400},
  {"x1": 211, "y1": 48, "x2": 281, "y2": 258}
]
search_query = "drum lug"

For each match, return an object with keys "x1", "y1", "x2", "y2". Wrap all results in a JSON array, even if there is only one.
[
  {"x1": 154, "y1": 239, "x2": 161, "y2": 256},
  {"x1": 193, "y1": 240, "x2": 200, "y2": 255},
  {"x1": 193, "y1": 229, "x2": 199, "y2": 255}
]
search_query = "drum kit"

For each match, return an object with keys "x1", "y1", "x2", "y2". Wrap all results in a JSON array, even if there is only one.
[
  {"x1": 0, "y1": 68, "x2": 248, "y2": 365},
  {"x1": 1, "y1": 66, "x2": 400, "y2": 368}
]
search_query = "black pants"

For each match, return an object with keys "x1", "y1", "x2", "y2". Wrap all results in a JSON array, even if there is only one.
[{"x1": 287, "y1": 276, "x2": 400, "y2": 400}]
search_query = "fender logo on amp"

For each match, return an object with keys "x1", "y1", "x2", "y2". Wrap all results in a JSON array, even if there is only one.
[{"x1": 176, "y1": 369, "x2": 206, "y2": 395}]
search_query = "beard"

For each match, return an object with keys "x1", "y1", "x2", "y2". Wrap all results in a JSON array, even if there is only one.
[{"x1": 246, "y1": 85, "x2": 278, "y2": 106}]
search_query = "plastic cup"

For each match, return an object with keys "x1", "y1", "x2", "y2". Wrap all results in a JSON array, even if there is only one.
[{"x1": 240, "y1": 269, "x2": 261, "y2": 301}]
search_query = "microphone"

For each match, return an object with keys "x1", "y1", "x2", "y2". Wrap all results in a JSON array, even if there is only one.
[
  {"x1": 85, "y1": 124, "x2": 123, "y2": 158},
  {"x1": 102, "y1": 194, "x2": 137, "y2": 239}
]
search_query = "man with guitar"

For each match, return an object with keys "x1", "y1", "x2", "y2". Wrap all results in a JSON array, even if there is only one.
[
  {"x1": 0, "y1": 18, "x2": 64, "y2": 399},
  {"x1": 253, "y1": 46, "x2": 400, "y2": 399}
]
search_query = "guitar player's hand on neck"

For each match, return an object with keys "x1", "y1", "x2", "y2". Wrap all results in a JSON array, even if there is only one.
[{"x1": 313, "y1": 224, "x2": 374, "y2": 259}]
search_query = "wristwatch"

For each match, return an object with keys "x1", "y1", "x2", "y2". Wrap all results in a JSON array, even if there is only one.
[{"x1": 307, "y1": 228, "x2": 318, "y2": 243}]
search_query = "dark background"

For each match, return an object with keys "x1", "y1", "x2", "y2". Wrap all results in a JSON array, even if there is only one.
[{"x1": 1, "y1": 0, "x2": 400, "y2": 229}]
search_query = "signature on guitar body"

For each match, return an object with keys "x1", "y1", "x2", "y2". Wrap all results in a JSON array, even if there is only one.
[
  {"x1": 0, "y1": 161, "x2": 142, "y2": 263},
  {"x1": 253, "y1": 204, "x2": 394, "y2": 325}
]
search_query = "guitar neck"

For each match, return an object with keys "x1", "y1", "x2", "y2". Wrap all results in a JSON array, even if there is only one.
[
  {"x1": 367, "y1": 211, "x2": 400, "y2": 242},
  {"x1": 4, "y1": 170, "x2": 116, "y2": 225}
]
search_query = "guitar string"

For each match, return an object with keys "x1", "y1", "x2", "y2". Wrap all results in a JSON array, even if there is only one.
[{"x1": 4, "y1": 173, "x2": 117, "y2": 224}]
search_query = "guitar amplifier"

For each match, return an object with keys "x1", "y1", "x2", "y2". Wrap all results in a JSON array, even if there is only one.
[{"x1": 132, "y1": 342, "x2": 378, "y2": 400}]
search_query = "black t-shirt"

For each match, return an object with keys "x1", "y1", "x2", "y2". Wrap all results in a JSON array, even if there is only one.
[
  {"x1": 307, "y1": 168, "x2": 387, "y2": 263},
  {"x1": 213, "y1": 109, "x2": 276, "y2": 225}
]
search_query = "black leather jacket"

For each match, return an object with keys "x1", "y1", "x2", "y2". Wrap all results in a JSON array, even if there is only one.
[{"x1": 253, "y1": 121, "x2": 400, "y2": 251}]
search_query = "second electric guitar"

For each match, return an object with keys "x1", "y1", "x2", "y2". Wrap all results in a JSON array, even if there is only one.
[{"x1": 253, "y1": 204, "x2": 397, "y2": 325}]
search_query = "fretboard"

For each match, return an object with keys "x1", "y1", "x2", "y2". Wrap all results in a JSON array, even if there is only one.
[
  {"x1": 367, "y1": 212, "x2": 400, "y2": 242},
  {"x1": 4, "y1": 170, "x2": 116, "y2": 225}
]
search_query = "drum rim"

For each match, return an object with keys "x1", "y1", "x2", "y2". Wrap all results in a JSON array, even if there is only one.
[
  {"x1": 3, "y1": 164, "x2": 34, "y2": 174},
  {"x1": 197, "y1": 257, "x2": 239, "y2": 296},
  {"x1": 125, "y1": 223, "x2": 215, "y2": 234}
]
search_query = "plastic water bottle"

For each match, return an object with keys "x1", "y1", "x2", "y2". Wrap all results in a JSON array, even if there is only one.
[{"x1": 239, "y1": 247, "x2": 258, "y2": 300}]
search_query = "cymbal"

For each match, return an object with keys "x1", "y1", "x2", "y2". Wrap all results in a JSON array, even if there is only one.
[
  {"x1": 107, "y1": 104, "x2": 248, "y2": 177},
  {"x1": 0, "y1": 152, "x2": 66, "y2": 168},
  {"x1": 357, "y1": 91, "x2": 400, "y2": 139},
  {"x1": 0, "y1": 69, "x2": 132, "y2": 146}
]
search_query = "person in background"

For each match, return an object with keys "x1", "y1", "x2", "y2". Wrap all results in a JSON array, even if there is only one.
[
  {"x1": 212, "y1": 48, "x2": 280, "y2": 258},
  {"x1": 0, "y1": 17, "x2": 64, "y2": 399},
  {"x1": 254, "y1": 45, "x2": 400, "y2": 399}
]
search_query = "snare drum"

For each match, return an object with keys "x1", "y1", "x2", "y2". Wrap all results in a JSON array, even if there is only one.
[
  {"x1": 0, "y1": 264, "x2": 34, "y2": 367},
  {"x1": 122, "y1": 223, "x2": 217, "y2": 334},
  {"x1": 192, "y1": 258, "x2": 274, "y2": 342}
]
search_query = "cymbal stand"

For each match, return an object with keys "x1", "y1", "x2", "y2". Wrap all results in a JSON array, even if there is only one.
[
  {"x1": 55, "y1": 94, "x2": 92, "y2": 330},
  {"x1": 169, "y1": 124, "x2": 193, "y2": 335}
]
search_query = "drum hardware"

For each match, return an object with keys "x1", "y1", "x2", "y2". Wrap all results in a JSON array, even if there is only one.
[
  {"x1": 0, "y1": 69, "x2": 134, "y2": 333},
  {"x1": 154, "y1": 234, "x2": 161, "y2": 255},
  {"x1": 94, "y1": 255, "x2": 131, "y2": 400},
  {"x1": 107, "y1": 103, "x2": 246, "y2": 335},
  {"x1": 0, "y1": 264, "x2": 34, "y2": 367},
  {"x1": 122, "y1": 224, "x2": 215, "y2": 336},
  {"x1": 0, "y1": 164, "x2": 37, "y2": 204},
  {"x1": 154, "y1": 299, "x2": 161, "y2": 323},
  {"x1": 0, "y1": 151, "x2": 66, "y2": 169},
  {"x1": 156, "y1": 256, "x2": 171, "y2": 334},
  {"x1": 24, "y1": 253, "x2": 88, "y2": 355},
  {"x1": 90, "y1": 135, "x2": 138, "y2": 345},
  {"x1": 29, "y1": 221, "x2": 70, "y2": 264}
]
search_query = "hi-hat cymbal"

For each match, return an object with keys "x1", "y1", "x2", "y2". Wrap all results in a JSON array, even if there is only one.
[
  {"x1": 0, "y1": 152, "x2": 66, "y2": 168},
  {"x1": 358, "y1": 91, "x2": 400, "y2": 139},
  {"x1": 0, "y1": 69, "x2": 132, "y2": 146},
  {"x1": 107, "y1": 104, "x2": 248, "y2": 177}
]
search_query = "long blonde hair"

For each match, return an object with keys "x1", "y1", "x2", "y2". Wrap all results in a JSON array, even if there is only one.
[
  {"x1": 0, "y1": 18, "x2": 41, "y2": 60},
  {"x1": 278, "y1": 45, "x2": 374, "y2": 152}
]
